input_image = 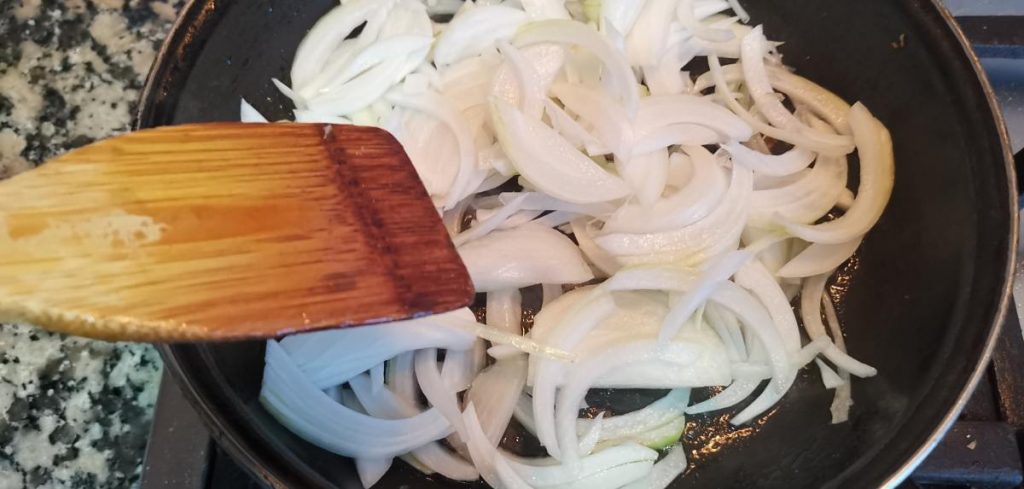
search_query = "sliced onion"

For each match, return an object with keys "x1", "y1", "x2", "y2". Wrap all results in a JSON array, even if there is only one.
[
  {"x1": 550, "y1": 82, "x2": 634, "y2": 162},
  {"x1": 350, "y1": 374, "x2": 479, "y2": 481},
  {"x1": 272, "y1": 78, "x2": 307, "y2": 110},
  {"x1": 837, "y1": 188, "x2": 856, "y2": 210},
  {"x1": 617, "y1": 148, "x2": 670, "y2": 206},
  {"x1": 462, "y1": 403, "x2": 502, "y2": 486},
  {"x1": 532, "y1": 293, "x2": 618, "y2": 459},
  {"x1": 386, "y1": 352, "x2": 418, "y2": 404},
  {"x1": 622, "y1": 443, "x2": 687, "y2": 489},
  {"x1": 769, "y1": 68, "x2": 852, "y2": 134},
  {"x1": 572, "y1": 331, "x2": 732, "y2": 389},
  {"x1": 453, "y1": 193, "x2": 529, "y2": 247},
  {"x1": 577, "y1": 413, "x2": 605, "y2": 456},
  {"x1": 486, "y1": 288, "x2": 524, "y2": 335},
  {"x1": 387, "y1": 90, "x2": 478, "y2": 209},
  {"x1": 687, "y1": 16, "x2": 748, "y2": 58},
  {"x1": 572, "y1": 219, "x2": 623, "y2": 277},
  {"x1": 800, "y1": 273, "x2": 877, "y2": 377},
  {"x1": 659, "y1": 250, "x2": 752, "y2": 340},
  {"x1": 815, "y1": 359, "x2": 846, "y2": 389},
  {"x1": 279, "y1": 310, "x2": 477, "y2": 389},
  {"x1": 705, "y1": 54, "x2": 853, "y2": 156},
  {"x1": 555, "y1": 340, "x2": 708, "y2": 464},
  {"x1": 240, "y1": 99, "x2": 268, "y2": 123},
  {"x1": 309, "y1": 35, "x2": 432, "y2": 98},
  {"x1": 709, "y1": 282, "x2": 792, "y2": 394},
  {"x1": 705, "y1": 302, "x2": 747, "y2": 361},
  {"x1": 685, "y1": 379, "x2": 760, "y2": 414},
  {"x1": 261, "y1": 341, "x2": 453, "y2": 459},
  {"x1": 267, "y1": 2, "x2": 896, "y2": 482},
  {"x1": 415, "y1": 348, "x2": 468, "y2": 437},
  {"x1": 739, "y1": 27, "x2": 854, "y2": 153},
  {"x1": 777, "y1": 236, "x2": 864, "y2": 278},
  {"x1": 493, "y1": 454, "x2": 535, "y2": 489},
  {"x1": 823, "y1": 296, "x2": 854, "y2": 423},
  {"x1": 625, "y1": 0, "x2": 678, "y2": 66},
  {"x1": 468, "y1": 357, "x2": 528, "y2": 446},
  {"x1": 305, "y1": 54, "x2": 423, "y2": 115},
  {"x1": 479, "y1": 208, "x2": 544, "y2": 231},
  {"x1": 748, "y1": 153, "x2": 848, "y2": 228},
  {"x1": 493, "y1": 43, "x2": 565, "y2": 120},
  {"x1": 601, "y1": 0, "x2": 649, "y2": 36},
  {"x1": 633, "y1": 124, "x2": 720, "y2": 155},
  {"x1": 381, "y1": 0, "x2": 432, "y2": 37},
  {"x1": 693, "y1": 63, "x2": 852, "y2": 134},
  {"x1": 578, "y1": 389, "x2": 689, "y2": 442},
  {"x1": 290, "y1": 0, "x2": 391, "y2": 90},
  {"x1": 434, "y1": 6, "x2": 529, "y2": 66},
  {"x1": 293, "y1": 109, "x2": 353, "y2": 124},
  {"x1": 642, "y1": 37, "x2": 701, "y2": 96},
  {"x1": 783, "y1": 103, "x2": 895, "y2": 244},
  {"x1": 734, "y1": 260, "x2": 802, "y2": 353},
  {"x1": 542, "y1": 283, "x2": 565, "y2": 306},
  {"x1": 441, "y1": 347, "x2": 479, "y2": 393},
  {"x1": 603, "y1": 147, "x2": 728, "y2": 234},
  {"x1": 724, "y1": 141, "x2": 815, "y2": 176},
  {"x1": 515, "y1": 19, "x2": 640, "y2": 114},
  {"x1": 596, "y1": 163, "x2": 751, "y2": 267},
  {"x1": 459, "y1": 223, "x2": 594, "y2": 291},
  {"x1": 445, "y1": 315, "x2": 576, "y2": 361},
  {"x1": 677, "y1": 0, "x2": 734, "y2": 43},
  {"x1": 534, "y1": 210, "x2": 578, "y2": 229},
  {"x1": 500, "y1": 192, "x2": 618, "y2": 217},
  {"x1": 492, "y1": 98, "x2": 631, "y2": 204},
  {"x1": 520, "y1": 0, "x2": 571, "y2": 19},
  {"x1": 544, "y1": 98, "x2": 611, "y2": 155},
  {"x1": 440, "y1": 54, "x2": 503, "y2": 110},
  {"x1": 299, "y1": 39, "x2": 362, "y2": 100},
  {"x1": 635, "y1": 94, "x2": 753, "y2": 142},
  {"x1": 598, "y1": 0, "x2": 647, "y2": 35},
  {"x1": 355, "y1": 457, "x2": 392, "y2": 488}
]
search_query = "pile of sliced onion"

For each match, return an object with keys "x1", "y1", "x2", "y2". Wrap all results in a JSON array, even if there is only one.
[{"x1": 250, "y1": 0, "x2": 895, "y2": 487}]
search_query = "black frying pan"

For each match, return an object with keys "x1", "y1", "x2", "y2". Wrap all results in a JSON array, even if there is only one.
[{"x1": 136, "y1": 1, "x2": 1017, "y2": 487}]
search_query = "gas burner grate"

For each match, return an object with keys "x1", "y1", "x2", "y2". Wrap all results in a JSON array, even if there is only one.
[{"x1": 903, "y1": 313, "x2": 1024, "y2": 489}]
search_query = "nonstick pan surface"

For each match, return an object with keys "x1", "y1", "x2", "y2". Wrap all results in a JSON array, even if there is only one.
[{"x1": 137, "y1": 1, "x2": 1017, "y2": 487}]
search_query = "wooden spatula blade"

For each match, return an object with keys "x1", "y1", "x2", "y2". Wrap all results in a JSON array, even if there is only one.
[{"x1": 0, "y1": 123, "x2": 474, "y2": 341}]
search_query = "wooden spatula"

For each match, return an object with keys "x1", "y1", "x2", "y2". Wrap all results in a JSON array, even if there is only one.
[{"x1": 0, "y1": 123, "x2": 474, "y2": 342}]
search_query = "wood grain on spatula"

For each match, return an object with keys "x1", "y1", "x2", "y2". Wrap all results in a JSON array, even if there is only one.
[{"x1": 0, "y1": 123, "x2": 474, "y2": 342}]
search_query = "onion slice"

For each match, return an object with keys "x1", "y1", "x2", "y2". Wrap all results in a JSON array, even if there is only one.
[
  {"x1": 783, "y1": 103, "x2": 895, "y2": 244},
  {"x1": 515, "y1": 19, "x2": 640, "y2": 114},
  {"x1": 777, "y1": 236, "x2": 864, "y2": 278},
  {"x1": 459, "y1": 223, "x2": 594, "y2": 291},
  {"x1": 260, "y1": 341, "x2": 453, "y2": 459},
  {"x1": 290, "y1": 0, "x2": 391, "y2": 90},
  {"x1": 800, "y1": 273, "x2": 877, "y2": 378},
  {"x1": 491, "y1": 98, "x2": 631, "y2": 204},
  {"x1": 433, "y1": 6, "x2": 529, "y2": 66}
]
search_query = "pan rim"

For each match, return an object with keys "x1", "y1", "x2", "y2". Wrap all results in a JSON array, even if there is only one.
[
  {"x1": 135, "y1": 1, "x2": 1020, "y2": 488},
  {"x1": 875, "y1": 1, "x2": 1019, "y2": 488}
]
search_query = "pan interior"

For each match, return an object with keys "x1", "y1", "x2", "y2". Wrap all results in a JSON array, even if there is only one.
[{"x1": 140, "y1": 1, "x2": 1013, "y2": 488}]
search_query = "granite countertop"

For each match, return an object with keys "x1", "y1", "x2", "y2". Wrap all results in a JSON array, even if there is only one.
[{"x1": 0, "y1": 1, "x2": 185, "y2": 487}]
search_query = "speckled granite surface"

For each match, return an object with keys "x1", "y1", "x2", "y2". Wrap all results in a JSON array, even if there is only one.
[{"x1": 0, "y1": 0, "x2": 185, "y2": 487}]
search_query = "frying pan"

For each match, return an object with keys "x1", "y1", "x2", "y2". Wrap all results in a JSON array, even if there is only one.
[{"x1": 136, "y1": 1, "x2": 1017, "y2": 487}]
